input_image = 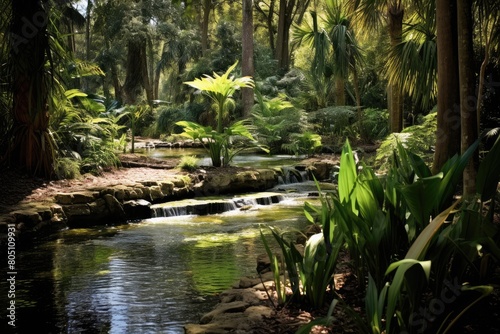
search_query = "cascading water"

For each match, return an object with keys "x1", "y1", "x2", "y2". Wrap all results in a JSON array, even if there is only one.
[
  {"x1": 151, "y1": 193, "x2": 286, "y2": 217},
  {"x1": 277, "y1": 166, "x2": 310, "y2": 184}
]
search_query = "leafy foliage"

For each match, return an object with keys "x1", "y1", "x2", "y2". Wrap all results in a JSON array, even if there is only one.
[
  {"x1": 177, "y1": 155, "x2": 199, "y2": 171},
  {"x1": 251, "y1": 90, "x2": 307, "y2": 153},
  {"x1": 376, "y1": 111, "x2": 437, "y2": 170},
  {"x1": 291, "y1": 138, "x2": 500, "y2": 333}
]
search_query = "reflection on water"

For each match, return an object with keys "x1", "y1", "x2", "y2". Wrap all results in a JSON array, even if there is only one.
[
  {"x1": 140, "y1": 147, "x2": 305, "y2": 168},
  {"x1": 0, "y1": 198, "x2": 312, "y2": 333}
]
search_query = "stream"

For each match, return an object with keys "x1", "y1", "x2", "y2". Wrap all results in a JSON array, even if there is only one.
[{"x1": 0, "y1": 149, "x2": 335, "y2": 333}]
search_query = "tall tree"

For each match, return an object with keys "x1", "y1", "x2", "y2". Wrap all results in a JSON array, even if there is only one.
[
  {"x1": 476, "y1": 0, "x2": 500, "y2": 133},
  {"x1": 324, "y1": 0, "x2": 363, "y2": 106},
  {"x1": 275, "y1": 0, "x2": 310, "y2": 71},
  {"x1": 254, "y1": 0, "x2": 276, "y2": 53},
  {"x1": 387, "y1": 2, "x2": 437, "y2": 112},
  {"x1": 457, "y1": 0, "x2": 478, "y2": 195},
  {"x1": 201, "y1": 0, "x2": 212, "y2": 55},
  {"x1": 242, "y1": 0, "x2": 255, "y2": 117},
  {"x1": 432, "y1": 0, "x2": 461, "y2": 174},
  {"x1": 293, "y1": 0, "x2": 363, "y2": 107},
  {"x1": 5, "y1": 0, "x2": 56, "y2": 177},
  {"x1": 350, "y1": 0, "x2": 405, "y2": 132}
]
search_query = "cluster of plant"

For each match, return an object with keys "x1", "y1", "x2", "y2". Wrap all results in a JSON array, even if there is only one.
[
  {"x1": 50, "y1": 88, "x2": 157, "y2": 177},
  {"x1": 262, "y1": 136, "x2": 500, "y2": 333},
  {"x1": 176, "y1": 62, "x2": 268, "y2": 167},
  {"x1": 376, "y1": 110, "x2": 437, "y2": 170}
]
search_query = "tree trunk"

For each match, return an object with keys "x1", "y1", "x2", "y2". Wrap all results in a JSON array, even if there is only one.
[
  {"x1": 8, "y1": 0, "x2": 55, "y2": 178},
  {"x1": 352, "y1": 65, "x2": 362, "y2": 120},
  {"x1": 254, "y1": 0, "x2": 275, "y2": 53},
  {"x1": 242, "y1": 0, "x2": 255, "y2": 118},
  {"x1": 201, "y1": 0, "x2": 211, "y2": 55},
  {"x1": 388, "y1": 4, "x2": 404, "y2": 133},
  {"x1": 276, "y1": 0, "x2": 295, "y2": 71},
  {"x1": 124, "y1": 39, "x2": 152, "y2": 105},
  {"x1": 433, "y1": 0, "x2": 461, "y2": 174},
  {"x1": 334, "y1": 77, "x2": 345, "y2": 106},
  {"x1": 82, "y1": 0, "x2": 91, "y2": 91},
  {"x1": 85, "y1": 0, "x2": 91, "y2": 61},
  {"x1": 457, "y1": 0, "x2": 478, "y2": 196},
  {"x1": 143, "y1": 38, "x2": 154, "y2": 105}
]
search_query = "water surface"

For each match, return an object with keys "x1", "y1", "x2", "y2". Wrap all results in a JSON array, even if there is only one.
[{"x1": 1, "y1": 197, "x2": 314, "y2": 333}]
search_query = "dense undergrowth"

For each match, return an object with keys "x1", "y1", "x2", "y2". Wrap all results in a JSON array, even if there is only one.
[{"x1": 262, "y1": 136, "x2": 500, "y2": 334}]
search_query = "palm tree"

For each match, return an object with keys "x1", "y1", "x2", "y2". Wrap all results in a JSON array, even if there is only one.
[
  {"x1": 324, "y1": 0, "x2": 363, "y2": 107},
  {"x1": 293, "y1": 0, "x2": 363, "y2": 107},
  {"x1": 4, "y1": 0, "x2": 57, "y2": 178},
  {"x1": 184, "y1": 61, "x2": 254, "y2": 134},
  {"x1": 293, "y1": 11, "x2": 333, "y2": 108},
  {"x1": 349, "y1": 0, "x2": 405, "y2": 133},
  {"x1": 386, "y1": 1, "x2": 437, "y2": 111}
]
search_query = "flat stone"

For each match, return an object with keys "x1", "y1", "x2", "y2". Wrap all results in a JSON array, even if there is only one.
[
  {"x1": 123, "y1": 199, "x2": 151, "y2": 220},
  {"x1": 244, "y1": 305, "x2": 274, "y2": 320},
  {"x1": 71, "y1": 192, "x2": 98, "y2": 204},
  {"x1": 219, "y1": 288, "x2": 268, "y2": 305},
  {"x1": 200, "y1": 301, "x2": 248, "y2": 324},
  {"x1": 252, "y1": 280, "x2": 276, "y2": 291},
  {"x1": 55, "y1": 193, "x2": 73, "y2": 205},
  {"x1": 63, "y1": 204, "x2": 90, "y2": 217},
  {"x1": 159, "y1": 181, "x2": 174, "y2": 196}
]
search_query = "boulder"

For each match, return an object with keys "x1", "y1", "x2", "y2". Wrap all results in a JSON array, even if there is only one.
[
  {"x1": 103, "y1": 194, "x2": 126, "y2": 221},
  {"x1": 123, "y1": 199, "x2": 152, "y2": 220}
]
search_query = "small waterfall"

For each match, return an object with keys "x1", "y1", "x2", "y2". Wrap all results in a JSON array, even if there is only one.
[
  {"x1": 278, "y1": 166, "x2": 309, "y2": 184},
  {"x1": 151, "y1": 193, "x2": 285, "y2": 218}
]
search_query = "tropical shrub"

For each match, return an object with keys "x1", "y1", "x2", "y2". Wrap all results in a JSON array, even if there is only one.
[
  {"x1": 54, "y1": 157, "x2": 81, "y2": 180},
  {"x1": 356, "y1": 108, "x2": 389, "y2": 143},
  {"x1": 282, "y1": 131, "x2": 322, "y2": 157},
  {"x1": 375, "y1": 110, "x2": 437, "y2": 170},
  {"x1": 251, "y1": 91, "x2": 307, "y2": 154},
  {"x1": 323, "y1": 137, "x2": 499, "y2": 333},
  {"x1": 177, "y1": 155, "x2": 199, "y2": 171},
  {"x1": 260, "y1": 180, "x2": 344, "y2": 309},
  {"x1": 156, "y1": 105, "x2": 194, "y2": 135},
  {"x1": 178, "y1": 62, "x2": 262, "y2": 167},
  {"x1": 308, "y1": 106, "x2": 357, "y2": 150},
  {"x1": 176, "y1": 120, "x2": 265, "y2": 167}
]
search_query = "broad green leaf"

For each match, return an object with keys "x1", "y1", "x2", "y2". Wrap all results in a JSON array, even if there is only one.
[
  {"x1": 338, "y1": 139, "x2": 357, "y2": 204},
  {"x1": 406, "y1": 199, "x2": 460, "y2": 260},
  {"x1": 399, "y1": 173, "x2": 443, "y2": 227}
]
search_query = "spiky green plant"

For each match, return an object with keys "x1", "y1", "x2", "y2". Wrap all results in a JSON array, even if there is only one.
[{"x1": 184, "y1": 61, "x2": 254, "y2": 134}]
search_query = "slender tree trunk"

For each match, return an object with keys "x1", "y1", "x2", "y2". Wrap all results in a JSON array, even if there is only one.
[
  {"x1": 352, "y1": 66, "x2": 362, "y2": 119},
  {"x1": 242, "y1": 0, "x2": 255, "y2": 118},
  {"x1": 201, "y1": 0, "x2": 211, "y2": 55},
  {"x1": 388, "y1": 4, "x2": 404, "y2": 133},
  {"x1": 85, "y1": 0, "x2": 91, "y2": 60},
  {"x1": 144, "y1": 38, "x2": 154, "y2": 103},
  {"x1": 433, "y1": 0, "x2": 461, "y2": 174},
  {"x1": 457, "y1": 0, "x2": 478, "y2": 196},
  {"x1": 276, "y1": 0, "x2": 295, "y2": 71},
  {"x1": 82, "y1": 0, "x2": 92, "y2": 91},
  {"x1": 254, "y1": 0, "x2": 275, "y2": 53},
  {"x1": 334, "y1": 77, "x2": 345, "y2": 106}
]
